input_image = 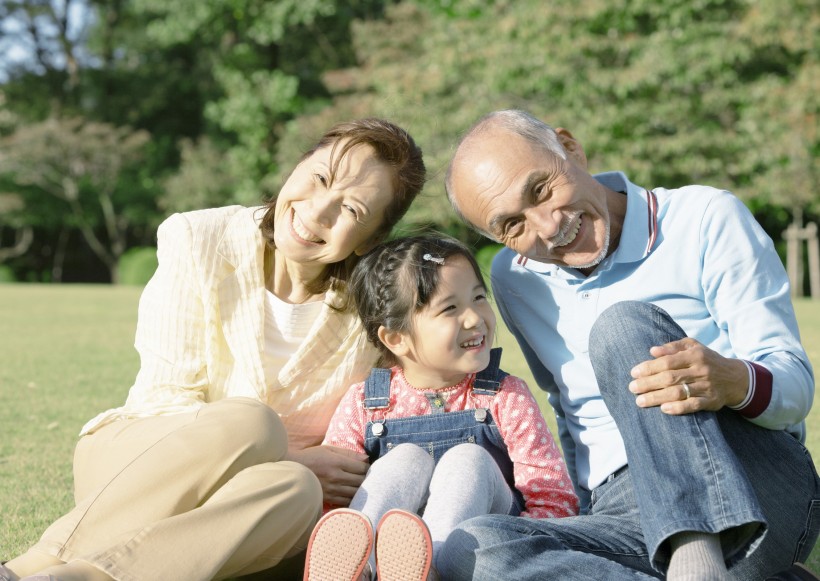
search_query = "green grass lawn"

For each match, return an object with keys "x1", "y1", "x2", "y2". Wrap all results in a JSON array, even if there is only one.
[{"x1": 1, "y1": 284, "x2": 818, "y2": 572}]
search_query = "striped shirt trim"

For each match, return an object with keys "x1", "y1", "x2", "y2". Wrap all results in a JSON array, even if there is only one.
[
  {"x1": 644, "y1": 189, "x2": 659, "y2": 256},
  {"x1": 728, "y1": 361, "x2": 772, "y2": 418}
]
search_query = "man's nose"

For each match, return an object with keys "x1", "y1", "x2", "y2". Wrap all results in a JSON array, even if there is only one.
[{"x1": 525, "y1": 207, "x2": 560, "y2": 243}]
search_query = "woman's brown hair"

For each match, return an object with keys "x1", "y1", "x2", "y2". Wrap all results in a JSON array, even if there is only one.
[{"x1": 259, "y1": 118, "x2": 426, "y2": 298}]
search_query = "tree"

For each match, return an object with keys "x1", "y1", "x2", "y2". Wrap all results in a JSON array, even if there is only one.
[
  {"x1": 0, "y1": 117, "x2": 150, "y2": 282},
  {"x1": 277, "y1": 0, "x2": 818, "y2": 245}
]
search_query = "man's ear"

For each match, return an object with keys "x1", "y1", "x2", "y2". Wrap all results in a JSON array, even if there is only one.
[
  {"x1": 555, "y1": 127, "x2": 588, "y2": 170},
  {"x1": 377, "y1": 325, "x2": 410, "y2": 358}
]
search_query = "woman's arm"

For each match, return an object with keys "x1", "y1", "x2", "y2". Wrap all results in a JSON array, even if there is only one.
[{"x1": 125, "y1": 213, "x2": 210, "y2": 410}]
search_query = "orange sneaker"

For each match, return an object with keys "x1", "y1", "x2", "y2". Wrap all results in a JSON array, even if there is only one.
[
  {"x1": 303, "y1": 509, "x2": 373, "y2": 581},
  {"x1": 375, "y1": 509, "x2": 435, "y2": 581}
]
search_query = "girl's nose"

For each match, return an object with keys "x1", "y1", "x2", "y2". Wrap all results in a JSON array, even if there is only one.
[{"x1": 463, "y1": 308, "x2": 483, "y2": 329}]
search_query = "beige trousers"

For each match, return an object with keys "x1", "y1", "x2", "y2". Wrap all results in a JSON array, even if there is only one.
[{"x1": 33, "y1": 397, "x2": 322, "y2": 581}]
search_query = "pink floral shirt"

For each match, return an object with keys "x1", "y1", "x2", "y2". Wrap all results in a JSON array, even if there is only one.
[{"x1": 323, "y1": 367, "x2": 579, "y2": 519}]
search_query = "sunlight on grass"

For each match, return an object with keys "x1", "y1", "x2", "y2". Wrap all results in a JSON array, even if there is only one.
[{"x1": 1, "y1": 285, "x2": 818, "y2": 572}]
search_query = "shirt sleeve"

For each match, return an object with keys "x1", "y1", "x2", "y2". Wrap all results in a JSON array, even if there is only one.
[
  {"x1": 700, "y1": 192, "x2": 814, "y2": 436},
  {"x1": 125, "y1": 213, "x2": 210, "y2": 410},
  {"x1": 491, "y1": 375, "x2": 579, "y2": 518},
  {"x1": 322, "y1": 380, "x2": 368, "y2": 455}
]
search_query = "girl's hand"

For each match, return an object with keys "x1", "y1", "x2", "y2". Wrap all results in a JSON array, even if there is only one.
[{"x1": 286, "y1": 445, "x2": 369, "y2": 506}]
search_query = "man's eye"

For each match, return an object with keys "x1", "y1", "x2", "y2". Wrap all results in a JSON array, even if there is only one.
[{"x1": 504, "y1": 219, "x2": 523, "y2": 238}]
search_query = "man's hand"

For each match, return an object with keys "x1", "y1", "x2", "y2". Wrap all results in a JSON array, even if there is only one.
[
  {"x1": 285, "y1": 445, "x2": 369, "y2": 506},
  {"x1": 628, "y1": 338, "x2": 748, "y2": 415}
]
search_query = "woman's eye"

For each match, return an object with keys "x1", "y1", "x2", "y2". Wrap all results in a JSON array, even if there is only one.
[
  {"x1": 343, "y1": 204, "x2": 358, "y2": 218},
  {"x1": 314, "y1": 173, "x2": 328, "y2": 186}
]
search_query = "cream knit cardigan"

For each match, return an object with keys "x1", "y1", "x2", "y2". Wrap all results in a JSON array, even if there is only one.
[{"x1": 81, "y1": 205, "x2": 379, "y2": 450}]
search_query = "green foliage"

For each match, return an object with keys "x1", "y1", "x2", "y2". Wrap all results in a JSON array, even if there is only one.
[
  {"x1": 0, "y1": 0, "x2": 816, "y2": 282},
  {"x1": 0, "y1": 264, "x2": 16, "y2": 282},
  {"x1": 117, "y1": 247, "x2": 158, "y2": 286},
  {"x1": 475, "y1": 243, "x2": 503, "y2": 280},
  {"x1": 281, "y1": 0, "x2": 818, "y2": 235},
  {"x1": 0, "y1": 117, "x2": 152, "y2": 281}
]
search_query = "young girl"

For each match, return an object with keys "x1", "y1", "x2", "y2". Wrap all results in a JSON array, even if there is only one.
[{"x1": 303, "y1": 236, "x2": 578, "y2": 581}]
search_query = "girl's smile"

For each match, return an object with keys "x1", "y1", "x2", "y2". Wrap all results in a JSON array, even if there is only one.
[{"x1": 392, "y1": 255, "x2": 496, "y2": 390}]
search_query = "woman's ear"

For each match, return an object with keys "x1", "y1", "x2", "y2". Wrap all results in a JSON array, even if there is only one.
[
  {"x1": 354, "y1": 235, "x2": 381, "y2": 257},
  {"x1": 377, "y1": 325, "x2": 410, "y2": 358}
]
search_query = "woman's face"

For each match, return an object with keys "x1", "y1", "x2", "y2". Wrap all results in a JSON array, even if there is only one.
[{"x1": 273, "y1": 142, "x2": 394, "y2": 265}]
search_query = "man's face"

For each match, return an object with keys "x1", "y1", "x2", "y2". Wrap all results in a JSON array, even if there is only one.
[{"x1": 451, "y1": 128, "x2": 614, "y2": 269}]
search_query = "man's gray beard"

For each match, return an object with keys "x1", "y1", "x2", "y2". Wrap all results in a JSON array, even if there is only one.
[{"x1": 573, "y1": 220, "x2": 610, "y2": 270}]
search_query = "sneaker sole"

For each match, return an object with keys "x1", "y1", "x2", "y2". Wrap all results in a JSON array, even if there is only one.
[
  {"x1": 304, "y1": 509, "x2": 373, "y2": 581},
  {"x1": 375, "y1": 509, "x2": 433, "y2": 581}
]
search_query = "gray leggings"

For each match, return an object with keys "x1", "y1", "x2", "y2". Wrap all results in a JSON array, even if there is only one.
[{"x1": 350, "y1": 442, "x2": 514, "y2": 571}]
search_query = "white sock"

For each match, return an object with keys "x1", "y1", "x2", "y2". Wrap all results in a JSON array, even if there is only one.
[{"x1": 666, "y1": 531, "x2": 730, "y2": 581}]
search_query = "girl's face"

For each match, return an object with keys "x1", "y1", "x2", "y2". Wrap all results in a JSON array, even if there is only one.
[
  {"x1": 273, "y1": 142, "x2": 394, "y2": 264},
  {"x1": 388, "y1": 255, "x2": 496, "y2": 389}
]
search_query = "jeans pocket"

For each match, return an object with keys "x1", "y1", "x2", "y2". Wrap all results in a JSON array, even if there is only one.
[{"x1": 793, "y1": 499, "x2": 820, "y2": 563}]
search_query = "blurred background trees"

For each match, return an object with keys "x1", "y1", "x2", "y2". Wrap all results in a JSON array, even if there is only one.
[{"x1": 0, "y1": 0, "x2": 817, "y2": 286}]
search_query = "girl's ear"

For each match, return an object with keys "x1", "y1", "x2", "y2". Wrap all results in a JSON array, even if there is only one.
[{"x1": 377, "y1": 325, "x2": 410, "y2": 358}]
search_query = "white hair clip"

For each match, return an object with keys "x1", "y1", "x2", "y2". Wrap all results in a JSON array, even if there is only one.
[{"x1": 423, "y1": 253, "x2": 444, "y2": 265}]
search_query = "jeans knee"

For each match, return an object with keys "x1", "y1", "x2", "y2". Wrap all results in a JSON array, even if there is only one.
[
  {"x1": 589, "y1": 301, "x2": 654, "y2": 354},
  {"x1": 438, "y1": 517, "x2": 487, "y2": 579}
]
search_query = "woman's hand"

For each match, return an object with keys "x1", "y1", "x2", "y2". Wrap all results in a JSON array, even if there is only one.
[
  {"x1": 286, "y1": 445, "x2": 370, "y2": 506},
  {"x1": 628, "y1": 338, "x2": 749, "y2": 415}
]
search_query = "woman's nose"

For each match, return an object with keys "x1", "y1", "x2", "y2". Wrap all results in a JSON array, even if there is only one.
[{"x1": 309, "y1": 195, "x2": 336, "y2": 227}]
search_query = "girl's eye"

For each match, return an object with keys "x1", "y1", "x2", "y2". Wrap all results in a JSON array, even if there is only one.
[
  {"x1": 440, "y1": 305, "x2": 457, "y2": 315},
  {"x1": 343, "y1": 204, "x2": 358, "y2": 218},
  {"x1": 315, "y1": 173, "x2": 328, "y2": 186},
  {"x1": 475, "y1": 293, "x2": 487, "y2": 302}
]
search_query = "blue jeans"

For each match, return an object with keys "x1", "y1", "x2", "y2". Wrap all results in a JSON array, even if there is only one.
[{"x1": 439, "y1": 301, "x2": 820, "y2": 580}]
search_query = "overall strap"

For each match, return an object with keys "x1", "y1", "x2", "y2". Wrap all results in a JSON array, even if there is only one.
[
  {"x1": 472, "y1": 347, "x2": 508, "y2": 396},
  {"x1": 363, "y1": 368, "x2": 392, "y2": 409}
]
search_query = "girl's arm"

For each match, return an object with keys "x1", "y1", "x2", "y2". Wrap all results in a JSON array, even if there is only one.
[
  {"x1": 322, "y1": 380, "x2": 368, "y2": 455},
  {"x1": 492, "y1": 375, "x2": 579, "y2": 518}
]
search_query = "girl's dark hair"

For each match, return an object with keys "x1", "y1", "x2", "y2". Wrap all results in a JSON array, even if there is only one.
[
  {"x1": 350, "y1": 235, "x2": 486, "y2": 366},
  {"x1": 259, "y1": 118, "x2": 426, "y2": 298}
]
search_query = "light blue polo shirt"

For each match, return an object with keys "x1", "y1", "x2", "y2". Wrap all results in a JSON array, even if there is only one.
[{"x1": 491, "y1": 171, "x2": 814, "y2": 494}]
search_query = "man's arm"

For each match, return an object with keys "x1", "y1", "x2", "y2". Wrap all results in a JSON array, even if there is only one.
[{"x1": 628, "y1": 192, "x2": 813, "y2": 435}]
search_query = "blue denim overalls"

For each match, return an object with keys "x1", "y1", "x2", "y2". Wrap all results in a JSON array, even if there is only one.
[{"x1": 363, "y1": 348, "x2": 525, "y2": 513}]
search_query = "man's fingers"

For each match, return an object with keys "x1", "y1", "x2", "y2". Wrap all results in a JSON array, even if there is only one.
[{"x1": 635, "y1": 385, "x2": 686, "y2": 408}]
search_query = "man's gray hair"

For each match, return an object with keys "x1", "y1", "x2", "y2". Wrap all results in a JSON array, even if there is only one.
[{"x1": 445, "y1": 109, "x2": 567, "y2": 240}]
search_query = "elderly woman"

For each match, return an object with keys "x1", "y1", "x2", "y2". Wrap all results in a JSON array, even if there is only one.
[{"x1": 3, "y1": 118, "x2": 426, "y2": 581}]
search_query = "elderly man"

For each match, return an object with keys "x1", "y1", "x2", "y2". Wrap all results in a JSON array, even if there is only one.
[{"x1": 441, "y1": 109, "x2": 819, "y2": 580}]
